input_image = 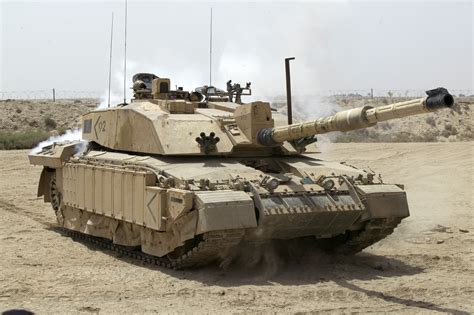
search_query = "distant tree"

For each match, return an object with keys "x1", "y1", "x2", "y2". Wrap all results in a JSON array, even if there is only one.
[{"x1": 387, "y1": 91, "x2": 394, "y2": 103}]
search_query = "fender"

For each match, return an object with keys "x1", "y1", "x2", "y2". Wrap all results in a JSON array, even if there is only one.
[{"x1": 37, "y1": 168, "x2": 54, "y2": 202}]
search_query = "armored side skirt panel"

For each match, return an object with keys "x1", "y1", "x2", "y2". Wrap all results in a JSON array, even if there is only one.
[
  {"x1": 62, "y1": 164, "x2": 157, "y2": 227},
  {"x1": 356, "y1": 184, "x2": 410, "y2": 220},
  {"x1": 195, "y1": 191, "x2": 257, "y2": 234}
]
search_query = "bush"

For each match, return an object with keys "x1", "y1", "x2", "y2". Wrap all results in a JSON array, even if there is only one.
[
  {"x1": 43, "y1": 116, "x2": 57, "y2": 130},
  {"x1": 0, "y1": 130, "x2": 50, "y2": 150}
]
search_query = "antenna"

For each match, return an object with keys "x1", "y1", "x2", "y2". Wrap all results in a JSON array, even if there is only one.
[
  {"x1": 209, "y1": 8, "x2": 213, "y2": 86},
  {"x1": 123, "y1": 0, "x2": 128, "y2": 105},
  {"x1": 107, "y1": 12, "x2": 114, "y2": 108}
]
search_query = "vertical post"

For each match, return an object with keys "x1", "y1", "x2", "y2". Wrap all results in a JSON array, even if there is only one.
[
  {"x1": 52, "y1": 88, "x2": 55, "y2": 102},
  {"x1": 285, "y1": 57, "x2": 295, "y2": 125},
  {"x1": 371, "y1": 88, "x2": 374, "y2": 99}
]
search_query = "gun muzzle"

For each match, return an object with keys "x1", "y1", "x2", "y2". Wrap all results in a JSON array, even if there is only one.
[{"x1": 425, "y1": 87, "x2": 454, "y2": 111}]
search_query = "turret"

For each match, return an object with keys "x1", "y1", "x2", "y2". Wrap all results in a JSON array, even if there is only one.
[
  {"x1": 81, "y1": 77, "x2": 454, "y2": 157},
  {"x1": 256, "y1": 88, "x2": 454, "y2": 146}
]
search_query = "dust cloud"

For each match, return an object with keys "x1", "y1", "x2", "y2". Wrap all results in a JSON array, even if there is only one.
[{"x1": 223, "y1": 239, "x2": 333, "y2": 279}]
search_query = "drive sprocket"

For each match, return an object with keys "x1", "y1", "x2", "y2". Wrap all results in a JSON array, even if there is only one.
[{"x1": 49, "y1": 175, "x2": 64, "y2": 225}]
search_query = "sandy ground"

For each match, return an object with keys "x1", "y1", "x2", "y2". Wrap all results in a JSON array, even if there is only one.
[{"x1": 0, "y1": 143, "x2": 472, "y2": 314}]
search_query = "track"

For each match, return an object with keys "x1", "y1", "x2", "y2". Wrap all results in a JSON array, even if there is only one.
[
  {"x1": 63, "y1": 217, "x2": 401, "y2": 269},
  {"x1": 65, "y1": 228, "x2": 245, "y2": 269},
  {"x1": 334, "y1": 218, "x2": 402, "y2": 254}
]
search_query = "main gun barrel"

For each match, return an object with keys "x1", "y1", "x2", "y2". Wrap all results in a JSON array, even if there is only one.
[{"x1": 257, "y1": 87, "x2": 454, "y2": 146}]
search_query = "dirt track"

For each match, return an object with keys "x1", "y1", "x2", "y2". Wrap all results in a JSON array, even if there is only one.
[{"x1": 0, "y1": 143, "x2": 472, "y2": 314}]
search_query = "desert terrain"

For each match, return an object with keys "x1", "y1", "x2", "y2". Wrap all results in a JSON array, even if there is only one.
[
  {"x1": 0, "y1": 142, "x2": 472, "y2": 314},
  {"x1": 0, "y1": 99, "x2": 96, "y2": 133},
  {"x1": 0, "y1": 100, "x2": 95, "y2": 150}
]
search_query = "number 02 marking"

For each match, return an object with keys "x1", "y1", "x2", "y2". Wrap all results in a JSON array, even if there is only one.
[
  {"x1": 94, "y1": 115, "x2": 106, "y2": 138},
  {"x1": 98, "y1": 121, "x2": 106, "y2": 132}
]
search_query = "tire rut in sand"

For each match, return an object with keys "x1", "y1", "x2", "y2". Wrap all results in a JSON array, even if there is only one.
[{"x1": 0, "y1": 199, "x2": 56, "y2": 229}]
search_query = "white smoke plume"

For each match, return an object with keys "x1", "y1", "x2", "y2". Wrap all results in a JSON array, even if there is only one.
[
  {"x1": 97, "y1": 88, "x2": 123, "y2": 109},
  {"x1": 31, "y1": 128, "x2": 83, "y2": 153},
  {"x1": 31, "y1": 58, "x2": 134, "y2": 153}
]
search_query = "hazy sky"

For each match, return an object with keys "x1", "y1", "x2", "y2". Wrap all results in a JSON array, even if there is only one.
[{"x1": 1, "y1": 0, "x2": 472, "y2": 100}]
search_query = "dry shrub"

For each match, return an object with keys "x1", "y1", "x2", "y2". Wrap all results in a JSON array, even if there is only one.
[
  {"x1": 0, "y1": 130, "x2": 50, "y2": 150},
  {"x1": 28, "y1": 120, "x2": 38, "y2": 127},
  {"x1": 43, "y1": 116, "x2": 57, "y2": 130}
]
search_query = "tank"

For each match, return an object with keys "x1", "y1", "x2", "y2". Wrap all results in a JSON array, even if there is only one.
[{"x1": 28, "y1": 74, "x2": 454, "y2": 268}]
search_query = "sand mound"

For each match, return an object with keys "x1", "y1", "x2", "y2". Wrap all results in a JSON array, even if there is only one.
[{"x1": 0, "y1": 99, "x2": 96, "y2": 133}]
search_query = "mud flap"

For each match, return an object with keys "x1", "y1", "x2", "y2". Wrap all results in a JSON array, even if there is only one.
[
  {"x1": 84, "y1": 214, "x2": 116, "y2": 240},
  {"x1": 113, "y1": 221, "x2": 141, "y2": 246},
  {"x1": 38, "y1": 168, "x2": 53, "y2": 202},
  {"x1": 141, "y1": 211, "x2": 197, "y2": 257},
  {"x1": 63, "y1": 207, "x2": 91, "y2": 232}
]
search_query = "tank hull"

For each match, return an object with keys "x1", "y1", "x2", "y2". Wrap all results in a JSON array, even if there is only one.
[{"x1": 29, "y1": 141, "x2": 409, "y2": 268}]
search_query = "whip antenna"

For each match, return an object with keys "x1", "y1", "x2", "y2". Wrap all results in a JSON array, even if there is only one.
[
  {"x1": 123, "y1": 0, "x2": 128, "y2": 104},
  {"x1": 209, "y1": 8, "x2": 213, "y2": 86},
  {"x1": 107, "y1": 12, "x2": 114, "y2": 108}
]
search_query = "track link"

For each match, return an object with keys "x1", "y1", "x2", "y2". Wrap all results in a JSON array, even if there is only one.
[
  {"x1": 334, "y1": 218, "x2": 402, "y2": 254},
  {"x1": 64, "y1": 228, "x2": 244, "y2": 269}
]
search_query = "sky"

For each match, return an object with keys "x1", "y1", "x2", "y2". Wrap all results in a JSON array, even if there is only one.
[{"x1": 1, "y1": 0, "x2": 472, "y2": 100}]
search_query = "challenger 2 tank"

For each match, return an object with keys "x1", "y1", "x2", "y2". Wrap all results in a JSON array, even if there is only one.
[{"x1": 28, "y1": 73, "x2": 454, "y2": 268}]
